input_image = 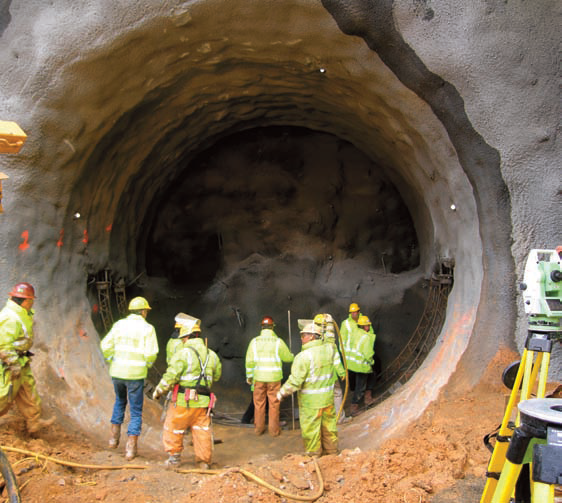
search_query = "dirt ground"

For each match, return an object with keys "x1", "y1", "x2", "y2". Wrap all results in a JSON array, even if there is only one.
[{"x1": 0, "y1": 349, "x2": 560, "y2": 503}]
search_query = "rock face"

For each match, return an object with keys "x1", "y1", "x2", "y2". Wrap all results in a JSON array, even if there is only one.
[{"x1": 0, "y1": 1, "x2": 559, "y2": 447}]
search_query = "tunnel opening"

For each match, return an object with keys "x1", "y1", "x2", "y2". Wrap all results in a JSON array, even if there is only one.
[{"x1": 86, "y1": 124, "x2": 450, "y2": 415}]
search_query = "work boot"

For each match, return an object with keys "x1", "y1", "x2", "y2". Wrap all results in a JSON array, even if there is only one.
[
  {"x1": 197, "y1": 461, "x2": 211, "y2": 470},
  {"x1": 125, "y1": 435, "x2": 138, "y2": 461},
  {"x1": 108, "y1": 423, "x2": 121, "y2": 449},
  {"x1": 165, "y1": 453, "x2": 181, "y2": 469},
  {"x1": 27, "y1": 415, "x2": 55, "y2": 434},
  {"x1": 350, "y1": 403, "x2": 360, "y2": 416},
  {"x1": 364, "y1": 390, "x2": 374, "y2": 406}
]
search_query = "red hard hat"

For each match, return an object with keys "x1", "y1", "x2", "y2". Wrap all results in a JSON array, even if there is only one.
[
  {"x1": 9, "y1": 282, "x2": 36, "y2": 299},
  {"x1": 261, "y1": 316, "x2": 274, "y2": 328}
]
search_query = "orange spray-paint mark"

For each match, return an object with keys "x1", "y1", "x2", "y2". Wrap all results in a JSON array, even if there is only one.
[
  {"x1": 57, "y1": 229, "x2": 64, "y2": 247},
  {"x1": 82, "y1": 229, "x2": 89, "y2": 244},
  {"x1": 105, "y1": 224, "x2": 112, "y2": 232},
  {"x1": 92, "y1": 304, "x2": 99, "y2": 314},
  {"x1": 18, "y1": 230, "x2": 30, "y2": 251}
]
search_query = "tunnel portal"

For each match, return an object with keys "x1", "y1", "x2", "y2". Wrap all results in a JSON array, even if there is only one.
[{"x1": 1, "y1": 0, "x2": 538, "y2": 448}]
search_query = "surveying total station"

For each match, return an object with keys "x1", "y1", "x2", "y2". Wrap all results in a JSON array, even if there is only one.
[{"x1": 480, "y1": 248, "x2": 562, "y2": 503}]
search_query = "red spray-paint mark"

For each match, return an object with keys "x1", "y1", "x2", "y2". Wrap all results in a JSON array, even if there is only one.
[
  {"x1": 92, "y1": 304, "x2": 99, "y2": 314},
  {"x1": 105, "y1": 224, "x2": 112, "y2": 232},
  {"x1": 79, "y1": 328, "x2": 88, "y2": 339},
  {"x1": 57, "y1": 229, "x2": 64, "y2": 247},
  {"x1": 82, "y1": 229, "x2": 89, "y2": 244},
  {"x1": 18, "y1": 230, "x2": 30, "y2": 251}
]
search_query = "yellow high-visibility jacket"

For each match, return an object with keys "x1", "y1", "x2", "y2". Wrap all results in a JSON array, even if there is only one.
[
  {"x1": 245, "y1": 329, "x2": 294, "y2": 383},
  {"x1": 101, "y1": 313, "x2": 158, "y2": 380},
  {"x1": 0, "y1": 299, "x2": 34, "y2": 367}
]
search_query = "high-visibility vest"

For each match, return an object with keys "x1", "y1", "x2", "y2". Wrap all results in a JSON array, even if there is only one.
[
  {"x1": 0, "y1": 300, "x2": 34, "y2": 367},
  {"x1": 344, "y1": 326, "x2": 375, "y2": 373},
  {"x1": 158, "y1": 337, "x2": 221, "y2": 408},
  {"x1": 100, "y1": 313, "x2": 159, "y2": 380},
  {"x1": 280, "y1": 339, "x2": 337, "y2": 408},
  {"x1": 245, "y1": 329, "x2": 294, "y2": 382}
]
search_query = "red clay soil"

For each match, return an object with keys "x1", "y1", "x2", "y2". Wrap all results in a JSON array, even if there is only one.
[{"x1": 0, "y1": 348, "x2": 559, "y2": 503}]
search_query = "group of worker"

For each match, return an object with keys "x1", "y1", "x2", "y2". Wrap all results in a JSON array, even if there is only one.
[
  {"x1": 244, "y1": 303, "x2": 377, "y2": 457},
  {"x1": 0, "y1": 281, "x2": 377, "y2": 468}
]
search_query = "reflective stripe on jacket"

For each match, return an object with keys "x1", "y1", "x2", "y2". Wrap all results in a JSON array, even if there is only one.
[
  {"x1": 344, "y1": 326, "x2": 375, "y2": 373},
  {"x1": 245, "y1": 329, "x2": 294, "y2": 382},
  {"x1": 100, "y1": 313, "x2": 159, "y2": 380},
  {"x1": 280, "y1": 339, "x2": 336, "y2": 408},
  {"x1": 339, "y1": 313, "x2": 374, "y2": 346},
  {"x1": 0, "y1": 300, "x2": 34, "y2": 367},
  {"x1": 158, "y1": 337, "x2": 222, "y2": 408}
]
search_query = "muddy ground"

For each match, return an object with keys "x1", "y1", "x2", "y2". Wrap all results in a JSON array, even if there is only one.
[{"x1": 0, "y1": 349, "x2": 560, "y2": 503}]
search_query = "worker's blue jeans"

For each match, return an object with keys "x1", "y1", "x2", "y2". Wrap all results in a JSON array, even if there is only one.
[{"x1": 110, "y1": 378, "x2": 145, "y2": 436}]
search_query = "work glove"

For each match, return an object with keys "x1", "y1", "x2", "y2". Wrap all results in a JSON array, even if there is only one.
[
  {"x1": 246, "y1": 378, "x2": 253, "y2": 386},
  {"x1": 152, "y1": 386, "x2": 165, "y2": 401},
  {"x1": 276, "y1": 390, "x2": 285, "y2": 402},
  {"x1": 8, "y1": 363, "x2": 21, "y2": 380}
]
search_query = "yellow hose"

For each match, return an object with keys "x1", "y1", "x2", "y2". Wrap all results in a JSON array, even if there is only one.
[
  {"x1": 333, "y1": 321, "x2": 349, "y2": 422},
  {"x1": 0, "y1": 446, "x2": 325, "y2": 502},
  {"x1": 0, "y1": 446, "x2": 148, "y2": 470},
  {"x1": 177, "y1": 456, "x2": 324, "y2": 502}
]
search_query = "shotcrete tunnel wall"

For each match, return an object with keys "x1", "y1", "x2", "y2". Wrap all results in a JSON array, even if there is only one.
[{"x1": 0, "y1": 0, "x2": 559, "y2": 449}]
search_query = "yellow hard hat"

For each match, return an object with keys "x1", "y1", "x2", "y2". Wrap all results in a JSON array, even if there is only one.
[
  {"x1": 358, "y1": 315, "x2": 371, "y2": 326},
  {"x1": 128, "y1": 297, "x2": 151, "y2": 311},
  {"x1": 349, "y1": 303, "x2": 360, "y2": 313}
]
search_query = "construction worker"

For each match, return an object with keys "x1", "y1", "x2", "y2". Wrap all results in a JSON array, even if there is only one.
[
  {"x1": 100, "y1": 296, "x2": 159, "y2": 461},
  {"x1": 277, "y1": 321, "x2": 340, "y2": 457},
  {"x1": 313, "y1": 313, "x2": 347, "y2": 423},
  {"x1": 152, "y1": 317, "x2": 222, "y2": 469},
  {"x1": 340, "y1": 302, "x2": 374, "y2": 343},
  {"x1": 345, "y1": 315, "x2": 375, "y2": 414},
  {"x1": 245, "y1": 316, "x2": 294, "y2": 436},
  {"x1": 0, "y1": 283, "x2": 54, "y2": 434}
]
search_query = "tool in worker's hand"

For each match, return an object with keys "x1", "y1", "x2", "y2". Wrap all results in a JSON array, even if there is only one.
[
  {"x1": 207, "y1": 393, "x2": 216, "y2": 416},
  {"x1": 160, "y1": 391, "x2": 172, "y2": 422}
]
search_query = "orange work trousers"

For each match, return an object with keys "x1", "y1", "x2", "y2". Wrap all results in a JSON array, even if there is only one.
[
  {"x1": 253, "y1": 381, "x2": 281, "y2": 436},
  {"x1": 163, "y1": 405, "x2": 212, "y2": 464}
]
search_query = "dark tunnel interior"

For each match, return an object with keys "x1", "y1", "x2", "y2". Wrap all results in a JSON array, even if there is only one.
[{"x1": 87, "y1": 125, "x2": 435, "y2": 410}]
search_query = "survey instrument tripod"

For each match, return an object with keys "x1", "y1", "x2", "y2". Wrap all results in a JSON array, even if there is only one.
[{"x1": 480, "y1": 330, "x2": 561, "y2": 503}]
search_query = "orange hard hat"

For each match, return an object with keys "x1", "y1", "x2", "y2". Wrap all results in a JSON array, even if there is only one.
[
  {"x1": 261, "y1": 316, "x2": 275, "y2": 328},
  {"x1": 9, "y1": 282, "x2": 36, "y2": 299}
]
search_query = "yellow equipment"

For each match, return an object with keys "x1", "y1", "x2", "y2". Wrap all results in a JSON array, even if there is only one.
[
  {"x1": 0, "y1": 121, "x2": 27, "y2": 154},
  {"x1": 480, "y1": 249, "x2": 561, "y2": 503}
]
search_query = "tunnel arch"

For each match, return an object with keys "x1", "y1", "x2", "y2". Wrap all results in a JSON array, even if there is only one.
[{"x1": 0, "y1": 0, "x2": 537, "y2": 450}]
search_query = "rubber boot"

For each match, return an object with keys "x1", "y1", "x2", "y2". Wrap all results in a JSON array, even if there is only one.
[
  {"x1": 165, "y1": 453, "x2": 181, "y2": 468},
  {"x1": 125, "y1": 435, "x2": 138, "y2": 461},
  {"x1": 350, "y1": 403, "x2": 360, "y2": 416},
  {"x1": 108, "y1": 423, "x2": 121, "y2": 449},
  {"x1": 27, "y1": 415, "x2": 55, "y2": 434},
  {"x1": 364, "y1": 390, "x2": 374, "y2": 406}
]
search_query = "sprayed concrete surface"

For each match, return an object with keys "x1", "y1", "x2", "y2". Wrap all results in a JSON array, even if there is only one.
[{"x1": 0, "y1": 0, "x2": 560, "y2": 455}]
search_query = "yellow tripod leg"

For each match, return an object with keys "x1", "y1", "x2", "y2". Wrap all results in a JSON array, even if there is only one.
[
  {"x1": 536, "y1": 352, "x2": 550, "y2": 399},
  {"x1": 491, "y1": 460, "x2": 523, "y2": 503},
  {"x1": 480, "y1": 351, "x2": 528, "y2": 503}
]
